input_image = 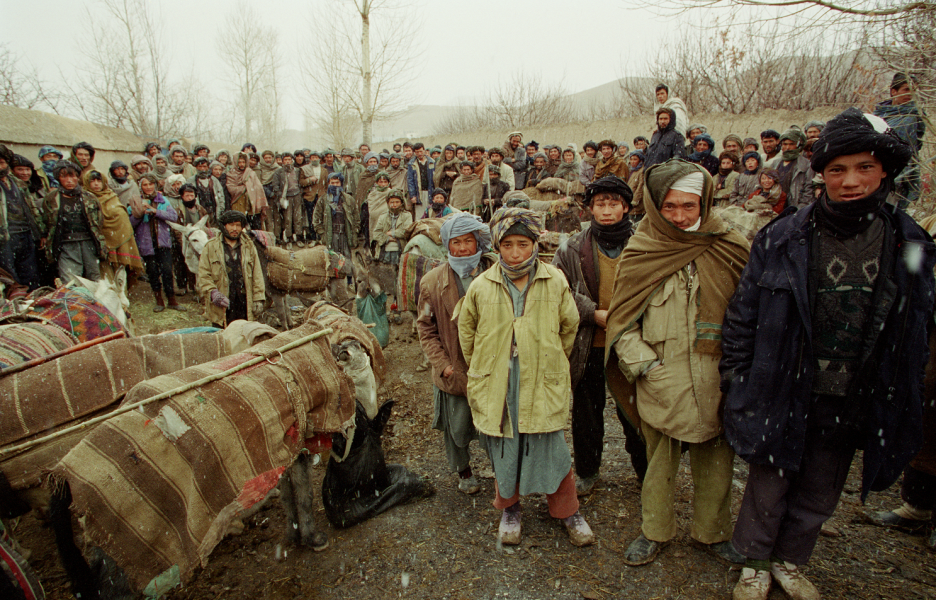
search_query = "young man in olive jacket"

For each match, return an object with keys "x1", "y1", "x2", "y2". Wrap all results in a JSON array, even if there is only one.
[
  {"x1": 722, "y1": 108, "x2": 935, "y2": 600},
  {"x1": 552, "y1": 176, "x2": 647, "y2": 495}
]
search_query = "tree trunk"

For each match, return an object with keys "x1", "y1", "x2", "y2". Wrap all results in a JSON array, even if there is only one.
[{"x1": 361, "y1": 7, "x2": 372, "y2": 146}]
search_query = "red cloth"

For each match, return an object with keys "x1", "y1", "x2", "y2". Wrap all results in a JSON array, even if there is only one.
[{"x1": 493, "y1": 468, "x2": 579, "y2": 519}]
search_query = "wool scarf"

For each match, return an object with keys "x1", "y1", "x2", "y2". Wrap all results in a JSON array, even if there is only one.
[
  {"x1": 590, "y1": 217, "x2": 633, "y2": 252},
  {"x1": 605, "y1": 160, "x2": 750, "y2": 356},
  {"x1": 815, "y1": 180, "x2": 891, "y2": 237}
]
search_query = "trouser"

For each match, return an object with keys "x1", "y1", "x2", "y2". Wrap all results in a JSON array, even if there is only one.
[
  {"x1": 143, "y1": 247, "x2": 174, "y2": 296},
  {"x1": 572, "y1": 347, "x2": 648, "y2": 481},
  {"x1": 303, "y1": 199, "x2": 318, "y2": 241},
  {"x1": 432, "y1": 387, "x2": 477, "y2": 473},
  {"x1": 640, "y1": 423, "x2": 734, "y2": 544},
  {"x1": 58, "y1": 240, "x2": 100, "y2": 282},
  {"x1": 494, "y1": 468, "x2": 579, "y2": 519},
  {"x1": 1, "y1": 231, "x2": 40, "y2": 290},
  {"x1": 732, "y1": 427, "x2": 855, "y2": 565},
  {"x1": 249, "y1": 213, "x2": 264, "y2": 231},
  {"x1": 412, "y1": 190, "x2": 427, "y2": 220},
  {"x1": 902, "y1": 466, "x2": 936, "y2": 512},
  {"x1": 283, "y1": 194, "x2": 305, "y2": 239},
  {"x1": 267, "y1": 206, "x2": 284, "y2": 239}
]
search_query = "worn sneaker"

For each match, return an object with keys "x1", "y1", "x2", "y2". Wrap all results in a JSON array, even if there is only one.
[
  {"x1": 770, "y1": 561, "x2": 820, "y2": 600},
  {"x1": 498, "y1": 504, "x2": 521, "y2": 546},
  {"x1": 415, "y1": 356, "x2": 431, "y2": 372},
  {"x1": 707, "y1": 540, "x2": 746, "y2": 564},
  {"x1": 575, "y1": 473, "x2": 599, "y2": 496},
  {"x1": 863, "y1": 506, "x2": 931, "y2": 532},
  {"x1": 732, "y1": 567, "x2": 771, "y2": 600},
  {"x1": 562, "y1": 512, "x2": 595, "y2": 547},
  {"x1": 623, "y1": 534, "x2": 665, "y2": 566},
  {"x1": 457, "y1": 475, "x2": 480, "y2": 495}
]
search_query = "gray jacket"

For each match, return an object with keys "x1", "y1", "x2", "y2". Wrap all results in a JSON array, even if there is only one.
[{"x1": 765, "y1": 155, "x2": 814, "y2": 208}]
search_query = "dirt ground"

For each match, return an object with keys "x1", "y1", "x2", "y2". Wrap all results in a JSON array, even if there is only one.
[{"x1": 9, "y1": 281, "x2": 936, "y2": 600}]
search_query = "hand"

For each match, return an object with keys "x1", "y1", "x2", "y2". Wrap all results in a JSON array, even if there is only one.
[
  {"x1": 442, "y1": 365, "x2": 454, "y2": 378},
  {"x1": 409, "y1": 197, "x2": 417, "y2": 206},
  {"x1": 594, "y1": 309, "x2": 608, "y2": 329},
  {"x1": 648, "y1": 363, "x2": 663, "y2": 373},
  {"x1": 38, "y1": 237, "x2": 47, "y2": 250},
  {"x1": 252, "y1": 301, "x2": 265, "y2": 316},
  {"x1": 145, "y1": 206, "x2": 157, "y2": 214},
  {"x1": 210, "y1": 290, "x2": 230, "y2": 308}
]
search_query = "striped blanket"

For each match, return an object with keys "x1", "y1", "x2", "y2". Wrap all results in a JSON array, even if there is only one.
[
  {"x1": 0, "y1": 333, "x2": 228, "y2": 490},
  {"x1": 396, "y1": 252, "x2": 444, "y2": 313},
  {"x1": 0, "y1": 286, "x2": 127, "y2": 342},
  {"x1": 55, "y1": 320, "x2": 354, "y2": 593},
  {"x1": 0, "y1": 323, "x2": 75, "y2": 370}
]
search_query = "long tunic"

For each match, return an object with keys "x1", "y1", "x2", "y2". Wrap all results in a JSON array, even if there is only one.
[{"x1": 479, "y1": 269, "x2": 572, "y2": 498}]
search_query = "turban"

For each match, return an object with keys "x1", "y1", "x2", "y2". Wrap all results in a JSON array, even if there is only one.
[{"x1": 810, "y1": 107, "x2": 913, "y2": 177}]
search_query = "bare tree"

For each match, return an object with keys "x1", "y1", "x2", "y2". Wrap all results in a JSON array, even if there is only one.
[
  {"x1": 618, "y1": 14, "x2": 876, "y2": 118},
  {"x1": 0, "y1": 44, "x2": 60, "y2": 112},
  {"x1": 432, "y1": 71, "x2": 576, "y2": 136},
  {"x1": 63, "y1": 0, "x2": 205, "y2": 139},
  {"x1": 222, "y1": 1, "x2": 284, "y2": 148},
  {"x1": 301, "y1": 0, "x2": 421, "y2": 146}
]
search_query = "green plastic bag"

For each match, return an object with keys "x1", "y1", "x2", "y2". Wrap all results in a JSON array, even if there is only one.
[{"x1": 357, "y1": 292, "x2": 389, "y2": 347}]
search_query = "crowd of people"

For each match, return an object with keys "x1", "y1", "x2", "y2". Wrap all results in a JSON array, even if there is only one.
[{"x1": 0, "y1": 75, "x2": 931, "y2": 599}]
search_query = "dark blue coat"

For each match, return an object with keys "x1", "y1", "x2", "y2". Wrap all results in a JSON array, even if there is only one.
[{"x1": 719, "y1": 203, "x2": 935, "y2": 499}]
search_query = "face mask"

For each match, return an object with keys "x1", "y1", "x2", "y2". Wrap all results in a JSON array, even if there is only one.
[
  {"x1": 366, "y1": 164, "x2": 378, "y2": 173},
  {"x1": 311, "y1": 160, "x2": 320, "y2": 166},
  {"x1": 43, "y1": 159, "x2": 57, "y2": 171},
  {"x1": 183, "y1": 198, "x2": 197, "y2": 208},
  {"x1": 431, "y1": 201, "x2": 445, "y2": 212}
]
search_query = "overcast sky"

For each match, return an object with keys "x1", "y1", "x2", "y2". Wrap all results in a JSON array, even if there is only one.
[{"x1": 3, "y1": 0, "x2": 723, "y2": 129}]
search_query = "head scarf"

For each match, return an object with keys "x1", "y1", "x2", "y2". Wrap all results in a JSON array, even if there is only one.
[
  {"x1": 811, "y1": 108, "x2": 913, "y2": 236},
  {"x1": 37, "y1": 146, "x2": 63, "y2": 188},
  {"x1": 490, "y1": 207, "x2": 542, "y2": 281},
  {"x1": 804, "y1": 120, "x2": 825, "y2": 135},
  {"x1": 441, "y1": 212, "x2": 492, "y2": 277},
  {"x1": 742, "y1": 151, "x2": 762, "y2": 174},
  {"x1": 216, "y1": 150, "x2": 232, "y2": 167},
  {"x1": 690, "y1": 133, "x2": 716, "y2": 161},
  {"x1": 502, "y1": 190, "x2": 531, "y2": 209},
  {"x1": 327, "y1": 171, "x2": 344, "y2": 205},
  {"x1": 685, "y1": 123, "x2": 707, "y2": 138},
  {"x1": 778, "y1": 127, "x2": 806, "y2": 161},
  {"x1": 585, "y1": 176, "x2": 634, "y2": 251},
  {"x1": 627, "y1": 150, "x2": 646, "y2": 173},
  {"x1": 257, "y1": 151, "x2": 279, "y2": 184},
  {"x1": 138, "y1": 174, "x2": 159, "y2": 199},
  {"x1": 722, "y1": 134, "x2": 743, "y2": 150},
  {"x1": 742, "y1": 137, "x2": 759, "y2": 151},
  {"x1": 605, "y1": 160, "x2": 750, "y2": 358}
]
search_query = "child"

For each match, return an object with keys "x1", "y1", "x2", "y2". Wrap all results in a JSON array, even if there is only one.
[
  {"x1": 423, "y1": 189, "x2": 454, "y2": 219},
  {"x1": 714, "y1": 152, "x2": 740, "y2": 206},
  {"x1": 457, "y1": 207, "x2": 594, "y2": 548},
  {"x1": 130, "y1": 174, "x2": 181, "y2": 312},
  {"x1": 371, "y1": 190, "x2": 412, "y2": 266},
  {"x1": 745, "y1": 169, "x2": 786, "y2": 214}
]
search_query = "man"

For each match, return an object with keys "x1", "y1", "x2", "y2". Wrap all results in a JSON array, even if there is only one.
[
  {"x1": 277, "y1": 153, "x2": 305, "y2": 248},
  {"x1": 803, "y1": 121, "x2": 824, "y2": 140},
  {"x1": 722, "y1": 108, "x2": 934, "y2": 600},
  {"x1": 130, "y1": 155, "x2": 152, "y2": 182},
  {"x1": 108, "y1": 160, "x2": 143, "y2": 212},
  {"x1": 70, "y1": 141, "x2": 96, "y2": 178},
  {"x1": 468, "y1": 146, "x2": 490, "y2": 186},
  {"x1": 760, "y1": 129, "x2": 780, "y2": 163},
  {"x1": 685, "y1": 124, "x2": 706, "y2": 154},
  {"x1": 393, "y1": 143, "x2": 402, "y2": 154},
  {"x1": 552, "y1": 176, "x2": 648, "y2": 496},
  {"x1": 723, "y1": 134, "x2": 743, "y2": 158},
  {"x1": 37, "y1": 145, "x2": 62, "y2": 190},
  {"x1": 580, "y1": 140, "x2": 599, "y2": 185},
  {"x1": 644, "y1": 109, "x2": 686, "y2": 169},
  {"x1": 0, "y1": 146, "x2": 45, "y2": 289},
  {"x1": 43, "y1": 160, "x2": 106, "y2": 282},
  {"x1": 168, "y1": 146, "x2": 196, "y2": 180},
  {"x1": 406, "y1": 143, "x2": 435, "y2": 220},
  {"x1": 765, "y1": 127, "x2": 813, "y2": 208},
  {"x1": 501, "y1": 131, "x2": 527, "y2": 190},
  {"x1": 402, "y1": 142, "x2": 414, "y2": 163},
  {"x1": 338, "y1": 148, "x2": 364, "y2": 197},
  {"x1": 652, "y1": 84, "x2": 688, "y2": 140},
  {"x1": 875, "y1": 72, "x2": 926, "y2": 207},
  {"x1": 417, "y1": 213, "x2": 496, "y2": 496},
  {"x1": 193, "y1": 144, "x2": 210, "y2": 159},
  {"x1": 298, "y1": 151, "x2": 326, "y2": 243},
  {"x1": 322, "y1": 148, "x2": 337, "y2": 175},
  {"x1": 197, "y1": 210, "x2": 265, "y2": 329},
  {"x1": 189, "y1": 156, "x2": 225, "y2": 226},
  {"x1": 387, "y1": 152, "x2": 407, "y2": 196},
  {"x1": 605, "y1": 160, "x2": 750, "y2": 567},
  {"x1": 595, "y1": 140, "x2": 630, "y2": 180}
]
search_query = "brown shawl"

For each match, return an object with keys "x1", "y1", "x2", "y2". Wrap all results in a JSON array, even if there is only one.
[
  {"x1": 90, "y1": 181, "x2": 145, "y2": 273},
  {"x1": 449, "y1": 173, "x2": 483, "y2": 211},
  {"x1": 605, "y1": 160, "x2": 749, "y2": 358},
  {"x1": 226, "y1": 152, "x2": 268, "y2": 215}
]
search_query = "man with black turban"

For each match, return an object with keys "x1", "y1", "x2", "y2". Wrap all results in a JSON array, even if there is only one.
[
  {"x1": 552, "y1": 176, "x2": 647, "y2": 496},
  {"x1": 874, "y1": 72, "x2": 927, "y2": 207},
  {"x1": 197, "y1": 210, "x2": 265, "y2": 328},
  {"x1": 722, "y1": 108, "x2": 934, "y2": 600}
]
